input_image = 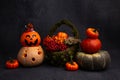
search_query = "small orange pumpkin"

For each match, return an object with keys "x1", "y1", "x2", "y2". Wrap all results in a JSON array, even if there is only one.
[
  {"x1": 65, "y1": 56, "x2": 79, "y2": 71},
  {"x1": 86, "y1": 27, "x2": 99, "y2": 39},
  {"x1": 20, "y1": 23, "x2": 41, "y2": 46},
  {"x1": 57, "y1": 32, "x2": 68, "y2": 40},
  {"x1": 66, "y1": 62, "x2": 79, "y2": 71},
  {"x1": 52, "y1": 35, "x2": 64, "y2": 44},
  {"x1": 6, "y1": 58, "x2": 19, "y2": 69},
  {"x1": 52, "y1": 32, "x2": 68, "y2": 44}
]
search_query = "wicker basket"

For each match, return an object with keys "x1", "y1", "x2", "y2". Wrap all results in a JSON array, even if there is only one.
[{"x1": 44, "y1": 19, "x2": 80, "y2": 66}]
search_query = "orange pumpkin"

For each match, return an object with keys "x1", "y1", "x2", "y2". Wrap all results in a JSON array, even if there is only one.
[
  {"x1": 57, "y1": 32, "x2": 68, "y2": 40},
  {"x1": 6, "y1": 58, "x2": 19, "y2": 69},
  {"x1": 86, "y1": 27, "x2": 99, "y2": 39},
  {"x1": 52, "y1": 35, "x2": 63, "y2": 44},
  {"x1": 52, "y1": 32, "x2": 68, "y2": 44},
  {"x1": 65, "y1": 62, "x2": 79, "y2": 71},
  {"x1": 20, "y1": 23, "x2": 41, "y2": 46},
  {"x1": 65, "y1": 56, "x2": 79, "y2": 71}
]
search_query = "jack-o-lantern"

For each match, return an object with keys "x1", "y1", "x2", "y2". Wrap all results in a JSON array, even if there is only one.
[
  {"x1": 17, "y1": 46, "x2": 44, "y2": 67},
  {"x1": 20, "y1": 23, "x2": 41, "y2": 47}
]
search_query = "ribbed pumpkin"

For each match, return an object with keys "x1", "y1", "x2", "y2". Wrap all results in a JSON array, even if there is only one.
[
  {"x1": 17, "y1": 46, "x2": 44, "y2": 67},
  {"x1": 76, "y1": 50, "x2": 111, "y2": 70}
]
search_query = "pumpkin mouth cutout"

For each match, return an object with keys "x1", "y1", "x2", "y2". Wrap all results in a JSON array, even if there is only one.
[{"x1": 25, "y1": 39, "x2": 38, "y2": 46}]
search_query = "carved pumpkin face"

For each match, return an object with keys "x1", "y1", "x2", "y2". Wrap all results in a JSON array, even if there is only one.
[
  {"x1": 20, "y1": 23, "x2": 41, "y2": 46},
  {"x1": 20, "y1": 31, "x2": 41, "y2": 46}
]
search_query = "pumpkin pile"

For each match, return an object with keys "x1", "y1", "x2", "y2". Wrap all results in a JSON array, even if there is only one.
[
  {"x1": 43, "y1": 19, "x2": 80, "y2": 66},
  {"x1": 17, "y1": 23, "x2": 44, "y2": 67},
  {"x1": 76, "y1": 28, "x2": 111, "y2": 70}
]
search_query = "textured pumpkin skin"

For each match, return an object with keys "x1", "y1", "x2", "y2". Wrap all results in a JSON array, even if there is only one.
[
  {"x1": 17, "y1": 46, "x2": 44, "y2": 67},
  {"x1": 76, "y1": 50, "x2": 111, "y2": 70}
]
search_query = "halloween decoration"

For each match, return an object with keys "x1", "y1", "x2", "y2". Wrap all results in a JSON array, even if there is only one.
[
  {"x1": 80, "y1": 27, "x2": 102, "y2": 54},
  {"x1": 76, "y1": 50, "x2": 111, "y2": 70},
  {"x1": 43, "y1": 19, "x2": 80, "y2": 66},
  {"x1": 18, "y1": 23, "x2": 44, "y2": 67},
  {"x1": 6, "y1": 58, "x2": 19, "y2": 69},
  {"x1": 17, "y1": 46, "x2": 44, "y2": 67},
  {"x1": 76, "y1": 27, "x2": 111, "y2": 71},
  {"x1": 52, "y1": 32, "x2": 68, "y2": 44},
  {"x1": 57, "y1": 32, "x2": 68, "y2": 40},
  {"x1": 20, "y1": 23, "x2": 41, "y2": 47},
  {"x1": 65, "y1": 56, "x2": 79, "y2": 71},
  {"x1": 43, "y1": 35, "x2": 68, "y2": 52}
]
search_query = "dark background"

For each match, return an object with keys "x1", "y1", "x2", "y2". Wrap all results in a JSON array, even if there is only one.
[{"x1": 0, "y1": 0, "x2": 120, "y2": 80}]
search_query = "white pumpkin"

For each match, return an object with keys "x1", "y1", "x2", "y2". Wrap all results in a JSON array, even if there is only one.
[{"x1": 17, "y1": 46, "x2": 44, "y2": 67}]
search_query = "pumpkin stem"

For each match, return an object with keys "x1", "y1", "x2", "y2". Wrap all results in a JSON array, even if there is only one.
[
  {"x1": 70, "y1": 55, "x2": 73, "y2": 65},
  {"x1": 9, "y1": 57, "x2": 14, "y2": 63},
  {"x1": 93, "y1": 29, "x2": 97, "y2": 33}
]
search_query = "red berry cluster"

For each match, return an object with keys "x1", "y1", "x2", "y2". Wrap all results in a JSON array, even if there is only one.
[
  {"x1": 43, "y1": 35, "x2": 68, "y2": 52},
  {"x1": 59, "y1": 43, "x2": 68, "y2": 51}
]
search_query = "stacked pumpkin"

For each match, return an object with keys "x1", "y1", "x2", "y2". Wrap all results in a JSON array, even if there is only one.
[
  {"x1": 43, "y1": 19, "x2": 80, "y2": 66},
  {"x1": 17, "y1": 23, "x2": 44, "y2": 67},
  {"x1": 76, "y1": 28, "x2": 111, "y2": 70}
]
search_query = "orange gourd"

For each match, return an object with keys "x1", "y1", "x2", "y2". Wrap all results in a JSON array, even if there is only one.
[
  {"x1": 65, "y1": 56, "x2": 79, "y2": 71},
  {"x1": 57, "y1": 32, "x2": 68, "y2": 40},
  {"x1": 6, "y1": 58, "x2": 19, "y2": 69}
]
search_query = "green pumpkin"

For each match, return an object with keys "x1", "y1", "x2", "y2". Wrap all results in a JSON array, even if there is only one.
[{"x1": 76, "y1": 50, "x2": 111, "y2": 70}]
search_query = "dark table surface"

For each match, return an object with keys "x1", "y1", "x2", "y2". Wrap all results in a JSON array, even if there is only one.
[
  {"x1": 0, "y1": 48, "x2": 120, "y2": 80},
  {"x1": 0, "y1": 0, "x2": 120, "y2": 80}
]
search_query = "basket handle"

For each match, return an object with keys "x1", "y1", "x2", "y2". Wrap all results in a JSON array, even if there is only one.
[{"x1": 48, "y1": 19, "x2": 80, "y2": 39}]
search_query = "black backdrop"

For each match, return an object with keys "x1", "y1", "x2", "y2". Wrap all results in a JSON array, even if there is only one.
[{"x1": 0, "y1": 0, "x2": 120, "y2": 80}]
